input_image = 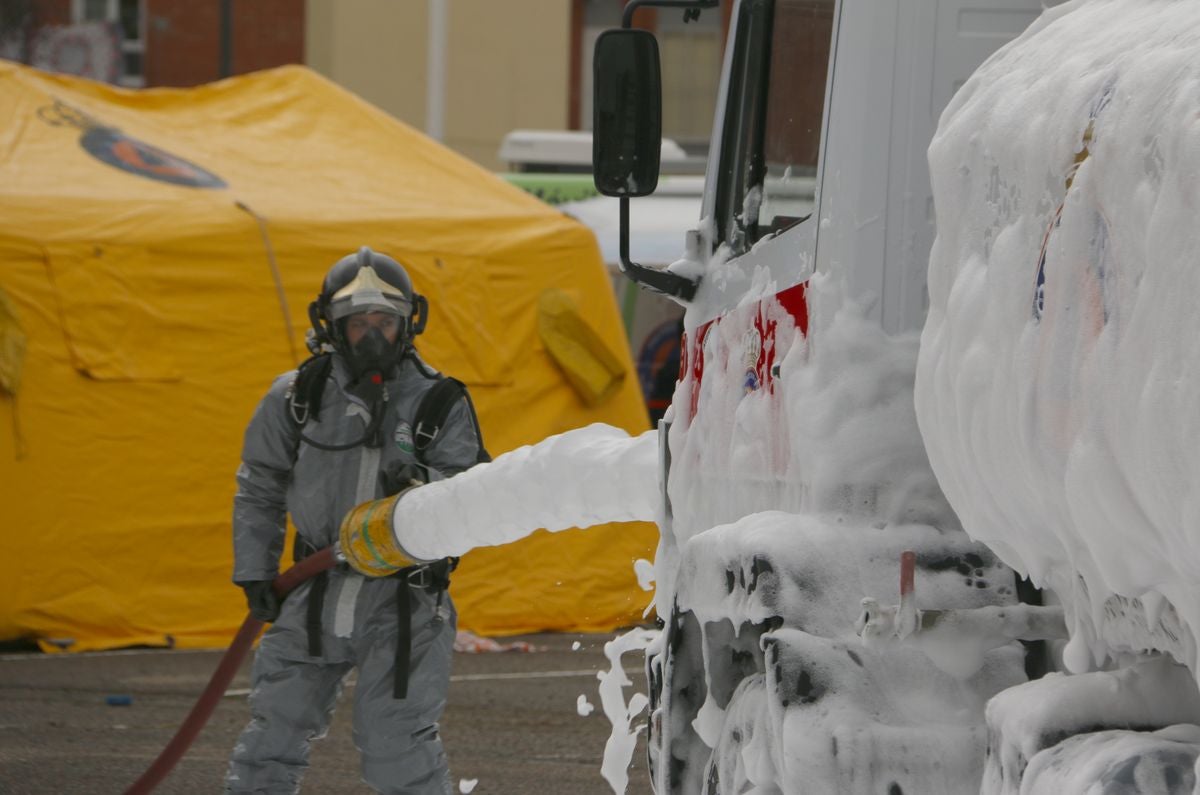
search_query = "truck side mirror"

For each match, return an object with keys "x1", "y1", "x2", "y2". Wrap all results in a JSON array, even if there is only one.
[{"x1": 592, "y1": 29, "x2": 662, "y2": 197}]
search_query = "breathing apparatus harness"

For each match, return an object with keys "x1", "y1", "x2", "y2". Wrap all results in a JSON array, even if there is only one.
[{"x1": 282, "y1": 251, "x2": 489, "y2": 698}]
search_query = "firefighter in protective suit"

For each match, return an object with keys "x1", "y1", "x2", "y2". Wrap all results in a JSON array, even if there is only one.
[{"x1": 225, "y1": 247, "x2": 486, "y2": 794}]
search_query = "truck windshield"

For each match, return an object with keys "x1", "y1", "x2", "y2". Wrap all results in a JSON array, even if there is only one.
[{"x1": 716, "y1": 0, "x2": 834, "y2": 252}]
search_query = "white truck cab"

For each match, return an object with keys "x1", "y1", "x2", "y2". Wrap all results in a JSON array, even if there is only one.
[
  {"x1": 675, "y1": 0, "x2": 1046, "y2": 332},
  {"x1": 593, "y1": 1, "x2": 1061, "y2": 793}
]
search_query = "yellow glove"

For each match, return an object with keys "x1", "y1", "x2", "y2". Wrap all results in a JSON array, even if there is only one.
[{"x1": 338, "y1": 490, "x2": 417, "y2": 577}]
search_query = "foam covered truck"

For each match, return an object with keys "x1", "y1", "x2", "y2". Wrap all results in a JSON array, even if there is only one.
[{"x1": 590, "y1": 0, "x2": 1200, "y2": 792}]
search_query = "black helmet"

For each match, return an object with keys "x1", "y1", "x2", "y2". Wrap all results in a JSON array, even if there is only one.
[{"x1": 308, "y1": 247, "x2": 428, "y2": 355}]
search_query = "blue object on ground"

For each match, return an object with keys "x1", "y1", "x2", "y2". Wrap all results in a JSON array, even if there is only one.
[{"x1": 106, "y1": 695, "x2": 133, "y2": 706}]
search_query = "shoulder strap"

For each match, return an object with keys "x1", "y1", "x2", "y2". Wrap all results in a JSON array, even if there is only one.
[
  {"x1": 287, "y1": 353, "x2": 334, "y2": 427},
  {"x1": 413, "y1": 375, "x2": 491, "y2": 464}
]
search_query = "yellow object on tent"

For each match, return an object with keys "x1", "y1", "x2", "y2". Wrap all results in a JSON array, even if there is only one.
[
  {"x1": 538, "y1": 288, "x2": 626, "y2": 407},
  {"x1": 0, "y1": 60, "x2": 656, "y2": 652}
]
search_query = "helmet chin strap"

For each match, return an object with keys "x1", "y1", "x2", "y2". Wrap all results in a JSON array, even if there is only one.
[{"x1": 306, "y1": 301, "x2": 334, "y2": 354}]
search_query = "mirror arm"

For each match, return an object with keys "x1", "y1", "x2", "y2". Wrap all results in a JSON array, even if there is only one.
[
  {"x1": 622, "y1": 0, "x2": 720, "y2": 29},
  {"x1": 610, "y1": 0, "x2": 713, "y2": 302},
  {"x1": 619, "y1": 197, "x2": 700, "y2": 302}
]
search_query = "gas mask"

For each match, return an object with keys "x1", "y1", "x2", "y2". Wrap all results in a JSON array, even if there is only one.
[
  {"x1": 344, "y1": 327, "x2": 401, "y2": 445},
  {"x1": 346, "y1": 327, "x2": 402, "y2": 391}
]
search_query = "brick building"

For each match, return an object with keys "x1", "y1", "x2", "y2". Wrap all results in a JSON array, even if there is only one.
[
  {"x1": 1, "y1": 1, "x2": 724, "y2": 172},
  {"x1": 4, "y1": 0, "x2": 303, "y2": 88}
]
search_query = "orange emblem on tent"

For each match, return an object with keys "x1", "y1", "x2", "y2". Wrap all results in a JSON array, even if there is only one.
[{"x1": 37, "y1": 99, "x2": 226, "y2": 189}]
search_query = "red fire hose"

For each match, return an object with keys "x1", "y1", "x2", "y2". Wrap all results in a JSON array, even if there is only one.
[{"x1": 124, "y1": 545, "x2": 340, "y2": 795}]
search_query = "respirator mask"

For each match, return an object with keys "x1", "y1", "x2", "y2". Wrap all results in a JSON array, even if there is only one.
[{"x1": 346, "y1": 324, "x2": 402, "y2": 386}]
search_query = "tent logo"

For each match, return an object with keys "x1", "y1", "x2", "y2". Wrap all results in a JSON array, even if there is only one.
[{"x1": 37, "y1": 99, "x2": 227, "y2": 189}]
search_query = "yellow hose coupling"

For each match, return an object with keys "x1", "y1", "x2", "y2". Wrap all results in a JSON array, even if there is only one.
[{"x1": 338, "y1": 491, "x2": 416, "y2": 577}]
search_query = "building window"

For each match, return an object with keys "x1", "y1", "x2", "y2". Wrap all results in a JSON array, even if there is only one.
[{"x1": 73, "y1": 0, "x2": 144, "y2": 87}]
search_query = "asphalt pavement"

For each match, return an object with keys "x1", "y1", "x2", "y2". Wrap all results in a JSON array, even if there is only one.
[{"x1": 0, "y1": 631, "x2": 654, "y2": 794}]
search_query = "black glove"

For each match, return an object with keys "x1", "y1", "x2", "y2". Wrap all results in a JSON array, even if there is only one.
[
  {"x1": 379, "y1": 461, "x2": 428, "y2": 497},
  {"x1": 237, "y1": 580, "x2": 282, "y2": 623}
]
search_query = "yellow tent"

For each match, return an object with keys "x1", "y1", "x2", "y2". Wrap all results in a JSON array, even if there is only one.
[{"x1": 0, "y1": 60, "x2": 657, "y2": 653}]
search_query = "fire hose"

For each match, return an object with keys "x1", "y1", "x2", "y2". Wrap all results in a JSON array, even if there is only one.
[
  {"x1": 124, "y1": 545, "x2": 342, "y2": 795},
  {"x1": 123, "y1": 424, "x2": 659, "y2": 793}
]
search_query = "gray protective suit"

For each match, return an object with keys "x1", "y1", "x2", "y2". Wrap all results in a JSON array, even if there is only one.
[{"x1": 226, "y1": 352, "x2": 483, "y2": 794}]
